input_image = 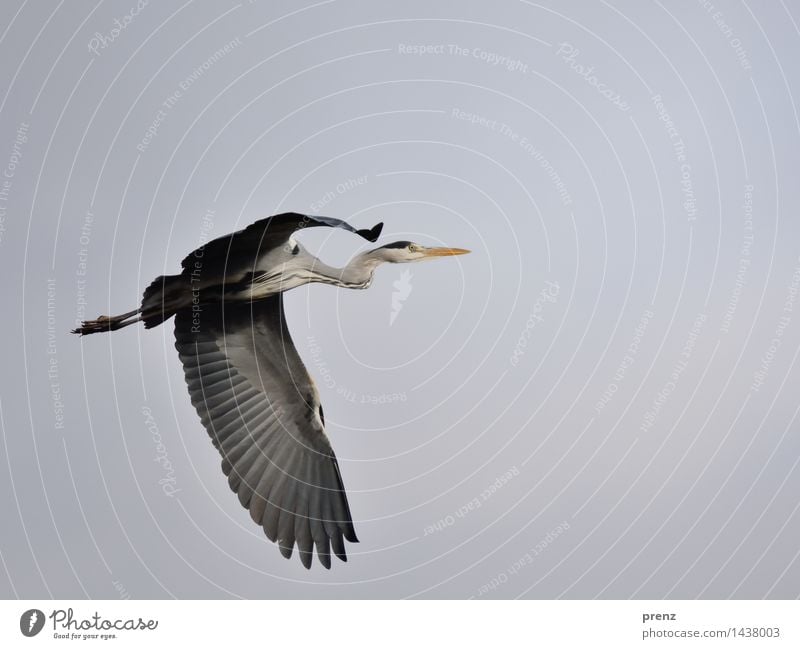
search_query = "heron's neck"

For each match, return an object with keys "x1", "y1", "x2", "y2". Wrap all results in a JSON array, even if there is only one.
[{"x1": 323, "y1": 250, "x2": 386, "y2": 289}]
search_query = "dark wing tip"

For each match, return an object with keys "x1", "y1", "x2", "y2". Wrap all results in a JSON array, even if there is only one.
[
  {"x1": 278, "y1": 541, "x2": 294, "y2": 560},
  {"x1": 318, "y1": 549, "x2": 332, "y2": 570},
  {"x1": 356, "y1": 222, "x2": 383, "y2": 242},
  {"x1": 298, "y1": 548, "x2": 314, "y2": 569}
]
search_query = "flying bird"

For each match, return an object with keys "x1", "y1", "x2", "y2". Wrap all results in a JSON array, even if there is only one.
[{"x1": 73, "y1": 212, "x2": 469, "y2": 569}]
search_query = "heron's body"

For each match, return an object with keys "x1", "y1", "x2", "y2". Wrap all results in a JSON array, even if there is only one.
[{"x1": 74, "y1": 212, "x2": 468, "y2": 568}]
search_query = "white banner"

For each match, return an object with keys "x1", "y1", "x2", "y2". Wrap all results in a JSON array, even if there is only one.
[{"x1": 0, "y1": 600, "x2": 797, "y2": 648}]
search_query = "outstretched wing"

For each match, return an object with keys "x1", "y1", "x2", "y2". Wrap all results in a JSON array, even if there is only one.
[
  {"x1": 174, "y1": 294, "x2": 357, "y2": 569},
  {"x1": 181, "y1": 212, "x2": 383, "y2": 273}
]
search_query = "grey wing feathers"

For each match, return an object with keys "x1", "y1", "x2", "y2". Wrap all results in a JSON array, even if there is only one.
[
  {"x1": 180, "y1": 212, "x2": 383, "y2": 272},
  {"x1": 174, "y1": 294, "x2": 357, "y2": 569}
]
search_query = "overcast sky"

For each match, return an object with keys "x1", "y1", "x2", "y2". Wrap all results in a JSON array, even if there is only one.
[{"x1": 1, "y1": 0, "x2": 799, "y2": 599}]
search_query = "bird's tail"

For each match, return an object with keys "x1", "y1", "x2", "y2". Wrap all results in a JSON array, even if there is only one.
[
  {"x1": 72, "y1": 274, "x2": 187, "y2": 335},
  {"x1": 139, "y1": 274, "x2": 186, "y2": 329}
]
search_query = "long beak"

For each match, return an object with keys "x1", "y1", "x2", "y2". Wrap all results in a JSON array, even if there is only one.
[{"x1": 422, "y1": 247, "x2": 471, "y2": 257}]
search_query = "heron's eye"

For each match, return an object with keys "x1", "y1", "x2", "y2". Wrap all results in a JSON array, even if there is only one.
[{"x1": 408, "y1": 243, "x2": 418, "y2": 252}]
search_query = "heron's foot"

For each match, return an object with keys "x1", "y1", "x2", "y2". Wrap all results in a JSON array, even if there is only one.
[{"x1": 71, "y1": 310, "x2": 141, "y2": 335}]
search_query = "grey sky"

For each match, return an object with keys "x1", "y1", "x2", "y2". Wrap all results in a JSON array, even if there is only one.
[{"x1": 1, "y1": 0, "x2": 799, "y2": 598}]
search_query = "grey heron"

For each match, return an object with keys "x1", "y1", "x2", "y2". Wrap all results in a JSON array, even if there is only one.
[{"x1": 73, "y1": 212, "x2": 469, "y2": 569}]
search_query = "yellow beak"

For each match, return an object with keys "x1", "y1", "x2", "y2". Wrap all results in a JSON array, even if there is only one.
[{"x1": 422, "y1": 247, "x2": 471, "y2": 257}]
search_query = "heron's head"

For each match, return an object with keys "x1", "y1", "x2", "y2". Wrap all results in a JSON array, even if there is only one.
[{"x1": 372, "y1": 240, "x2": 471, "y2": 263}]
